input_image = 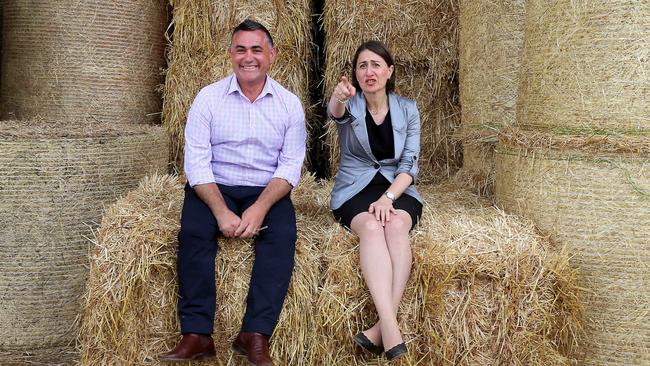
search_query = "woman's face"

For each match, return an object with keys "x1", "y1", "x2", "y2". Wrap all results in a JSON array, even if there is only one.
[{"x1": 355, "y1": 50, "x2": 394, "y2": 94}]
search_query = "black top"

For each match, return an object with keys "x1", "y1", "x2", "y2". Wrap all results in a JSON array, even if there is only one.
[{"x1": 365, "y1": 109, "x2": 394, "y2": 161}]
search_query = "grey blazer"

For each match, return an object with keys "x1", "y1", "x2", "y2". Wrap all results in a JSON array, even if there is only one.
[{"x1": 328, "y1": 92, "x2": 423, "y2": 210}]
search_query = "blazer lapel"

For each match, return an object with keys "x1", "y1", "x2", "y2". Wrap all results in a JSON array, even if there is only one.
[
  {"x1": 349, "y1": 95, "x2": 376, "y2": 161},
  {"x1": 389, "y1": 93, "x2": 406, "y2": 160}
]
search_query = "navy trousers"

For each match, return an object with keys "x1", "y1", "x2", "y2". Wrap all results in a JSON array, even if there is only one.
[{"x1": 177, "y1": 183, "x2": 296, "y2": 336}]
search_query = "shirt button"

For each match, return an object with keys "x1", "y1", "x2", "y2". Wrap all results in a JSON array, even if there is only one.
[{"x1": 374, "y1": 163, "x2": 380, "y2": 169}]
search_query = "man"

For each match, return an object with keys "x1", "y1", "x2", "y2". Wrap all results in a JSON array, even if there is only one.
[{"x1": 160, "y1": 19, "x2": 306, "y2": 366}]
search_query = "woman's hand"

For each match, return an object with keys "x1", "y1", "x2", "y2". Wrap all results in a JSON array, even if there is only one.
[
  {"x1": 333, "y1": 76, "x2": 356, "y2": 103},
  {"x1": 328, "y1": 75, "x2": 357, "y2": 118},
  {"x1": 368, "y1": 195, "x2": 396, "y2": 227}
]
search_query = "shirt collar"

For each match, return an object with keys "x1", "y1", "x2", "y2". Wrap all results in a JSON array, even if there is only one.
[{"x1": 227, "y1": 74, "x2": 274, "y2": 101}]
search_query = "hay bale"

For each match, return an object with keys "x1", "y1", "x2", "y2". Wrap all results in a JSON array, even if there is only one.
[
  {"x1": 322, "y1": 0, "x2": 461, "y2": 183},
  {"x1": 0, "y1": 0, "x2": 167, "y2": 124},
  {"x1": 458, "y1": 0, "x2": 525, "y2": 136},
  {"x1": 78, "y1": 174, "x2": 327, "y2": 365},
  {"x1": 456, "y1": 0, "x2": 525, "y2": 196},
  {"x1": 0, "y1": 121, "x2": 169, "y2": 356},
  {"x1": 517, "y1": 0, "x2": 650, "y2": 135},
  {"x1": 162, "y1": 0, "x2": 313, "y2": 168},
  {"x1": 495, "y1": 141, "x2": 650, "y2": 365},
  {"x1": 454, "y1": 139, "x2": 496, "y2": 197},
  {"x1": 310, "y1": 182, "x2": 582, "y2": 365}
]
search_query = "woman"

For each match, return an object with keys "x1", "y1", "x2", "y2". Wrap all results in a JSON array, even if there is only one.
[{"x1": 327, "y1": 40, "x2": 423, "y2": 361}]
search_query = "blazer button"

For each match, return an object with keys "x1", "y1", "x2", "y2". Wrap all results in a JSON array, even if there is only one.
[{"x1": 374, "y1": 163, "x2": 380, "y2": 169}]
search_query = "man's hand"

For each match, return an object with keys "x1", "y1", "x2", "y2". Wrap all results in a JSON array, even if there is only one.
[
  {"x1": 234, "y1": 202, "x2": 268, "y2": 238},
  {"x1": 214, "y1": 208, "x2": 241, "y2": 238}
]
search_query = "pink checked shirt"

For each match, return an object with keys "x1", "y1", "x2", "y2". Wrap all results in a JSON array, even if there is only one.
[{"x1": 184, "y1": 74, "x2": 306, "y2": 188}]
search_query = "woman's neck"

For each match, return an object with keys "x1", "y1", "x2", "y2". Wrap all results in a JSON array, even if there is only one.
[{"x1": 364, "y1": 91, "x2": 389, "y2": 114}]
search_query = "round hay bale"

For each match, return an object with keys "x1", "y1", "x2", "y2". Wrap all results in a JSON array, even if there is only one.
[
  {"x1": 163, "y1": 0, "x2": 313, "y2": 168},
  {"x1": 454, "y1": 141, "x2": 496, "y2": 196},
  {"x1": 0, "y1": 121, "x2": 169, "y2": 354},
  {"x1": 78, "y1": 174, "x2": 328, "y2": 365},
  {"x1": 322, "y1": 0, "x2": 462, "y2": 183},
  {"x1": 0, "y1": 0, "x2": 167, "y2": 124},
  {"x1": 310, "y1": 182, "x2": 582, "y2": 365},
  {"x1": 517, "y1": 0, "x2": 650, "y2": 135},
  {"x1": 458, "y1": 0, "x2": 525, "y2": 136},
  {"x1": 457, "y1": 0, "x2": 525, "y2": 196},
  {"x1": 495, "y1": 141, "x2": 650, "y2": 365}
]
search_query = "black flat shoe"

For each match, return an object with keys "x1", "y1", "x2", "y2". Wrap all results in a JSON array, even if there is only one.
[
  {"x1": 352, "y1": 332, "x2": 384, "y2": 355},
  {"x1": 385, "y1": 342, "x2": 407, "y2": 361}
]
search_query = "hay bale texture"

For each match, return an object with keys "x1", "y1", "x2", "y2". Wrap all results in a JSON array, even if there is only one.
[
  {"x1": 78, "y1": 174, "x2": 582, "y2": 365},
  {"x1": 162, "y1": 0, "x2": 312, "y2": 169},
  {"x1": 0, "y1": 121, "x2": 169, "y2": 356},
  {"x1": 78, "y1": 174, "x2": 326, "y2": 365},
  {"x1": 517, "y1": 0, "x2": 650, "y2": 135},
  {"x1": 494, "y1": 2, "x2": 650, "y2": 363},
  {"x1": 495, "y1": 142, "x2": 650, "y2": 365},
  {"x1": 310, "y1": 182, "x2": 582, "y2": 365},
  {"x1": 456, "y1": 0, "x2": 525, "y2": 196},
  {"x1": 0, "y1": 0, "x2": 167, "y2": 124},
  {"x1": 322, "y1": 0, "x2": 461, "y2": 183}
]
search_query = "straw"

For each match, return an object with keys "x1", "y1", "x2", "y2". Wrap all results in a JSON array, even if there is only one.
[
  {"x1": 455, "y1": 0, "x2": 526, "y2": 197},
  {"x1": 0, "y1": 0, "x2": 167, "y2": 125},
  {"x1": 322, "y1": 0, "x2": 461, "y2": 183},
  {"x1": 162, "y1": 0, "x2": 313, "y2": 170},
  {"x1": 495, "y1": 140, "x2": 650, "y2": 365},
  {"x1": 0, "y1": 121, "x2": 169, "y2": 357},
  {"x1": 517, "y1": 0, "x2": 650, "y2": 135}
]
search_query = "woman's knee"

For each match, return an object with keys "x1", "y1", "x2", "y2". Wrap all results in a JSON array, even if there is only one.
[
  {"x1": 384, "y1": 213, "x2": 411, "y2": 236},
  {"x1": 352, "y1": 215, "x2": 384, "y2": 236}
]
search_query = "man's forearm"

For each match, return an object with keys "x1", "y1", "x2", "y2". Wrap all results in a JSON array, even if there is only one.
[
  {"x1": 193, "y1": 183, "x2": 230, "y2": 216},
  {"x1": 255, "y1": 178, "x2": 293, "y2": 210}
]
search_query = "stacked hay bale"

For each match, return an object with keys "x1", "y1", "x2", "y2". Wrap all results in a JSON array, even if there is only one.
[
  {"x1": 0, "y1": 1, "x2": 170, "y2": 362},
  {"x1": 495, "y1": 1, "x2": 650, "y2": 364},
  {"x1": 78, "y1": 174, "x2": 327, "y2": 365},
  {"x1": 0, "y1": 122, "x2": 168, "y2": 363},
  {"x1": 162, "y1": 0, "x2": 312, "y2": 169},
  {"x1": 322, "y1": 0, "x2": 461, "y2": 183},
  {"x1": 78, "y1": 174, "x2": 582, "y2": 365},
  {"x1": 0, "y1": 0, "x2": 167, "y2": 124},
  {"x1": 310, "y1": 182, "x2": 582, "y2": 365},
  {"x1": 456, "y1": 0, "x2": 525, "y2": 196}
]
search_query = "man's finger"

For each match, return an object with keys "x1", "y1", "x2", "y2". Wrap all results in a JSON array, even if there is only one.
[{"x1": 234, "y1": 222, "x2": 248, "y2": 237}]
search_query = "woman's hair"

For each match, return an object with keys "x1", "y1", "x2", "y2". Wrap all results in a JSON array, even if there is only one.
[{"x1": 350, "y1": 40, "x2": 396, "y2": 93}]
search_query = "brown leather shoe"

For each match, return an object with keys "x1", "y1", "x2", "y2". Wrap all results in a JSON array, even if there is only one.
[
  {"x1": 159, "y1": 333, "x2": 216, "y2": 362},
  {"x1": 232, "y1": 332, "x2": 274, "y2": 366}
]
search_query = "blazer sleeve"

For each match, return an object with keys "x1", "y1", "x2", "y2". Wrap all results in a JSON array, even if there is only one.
[{"x1": 395, "y1": 100, "x2": 420, "y2": 181}]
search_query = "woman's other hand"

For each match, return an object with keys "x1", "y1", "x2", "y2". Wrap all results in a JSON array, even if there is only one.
[{"x1": 368, "y1": 195, "x2": 396, "y2": 227}]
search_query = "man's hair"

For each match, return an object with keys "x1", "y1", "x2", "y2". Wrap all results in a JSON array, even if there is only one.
[
  {"x1": 231, "y1": 19, "x2": 274, "y2": 48},
  {"x1": 351, "y1": 40, "x2": 396, "y2": 93}
]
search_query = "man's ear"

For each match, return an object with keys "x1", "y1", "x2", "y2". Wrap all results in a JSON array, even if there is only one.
[{"x1": 269, "y1": 47, "x2": 277, "y2": 64}]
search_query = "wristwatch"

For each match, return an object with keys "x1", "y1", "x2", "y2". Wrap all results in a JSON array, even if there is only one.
[{"x1": 385, "y1": 191, "x2": 395, "y2": 202}]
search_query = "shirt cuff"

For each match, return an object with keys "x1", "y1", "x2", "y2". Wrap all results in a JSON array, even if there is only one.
[
  {"x1": 272, "y1": 169, "x2": 301, "y2": 188},
  {"x1": 186, "y1": 170, "x2": 216, "y2": 187}
]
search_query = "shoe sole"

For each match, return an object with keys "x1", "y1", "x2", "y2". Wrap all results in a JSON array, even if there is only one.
[
  {"x1": 232, "y1": 344, "x2": 275, "y2": 366},
  {"x1": 160, "y1": 352, "x2": 216, "y2": 362},
  {"x1": 232, "y1": 342, "x2": 246, "y2": 355}
]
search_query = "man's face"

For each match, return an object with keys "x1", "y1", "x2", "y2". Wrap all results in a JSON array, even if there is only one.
[{"x1": 229, "y1": 30, "x2": 276, "y2": 89}]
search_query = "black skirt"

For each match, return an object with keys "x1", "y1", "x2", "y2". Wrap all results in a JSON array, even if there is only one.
[{"x1": 332, "y1": 172, "x2": 423, "y2": 231}]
